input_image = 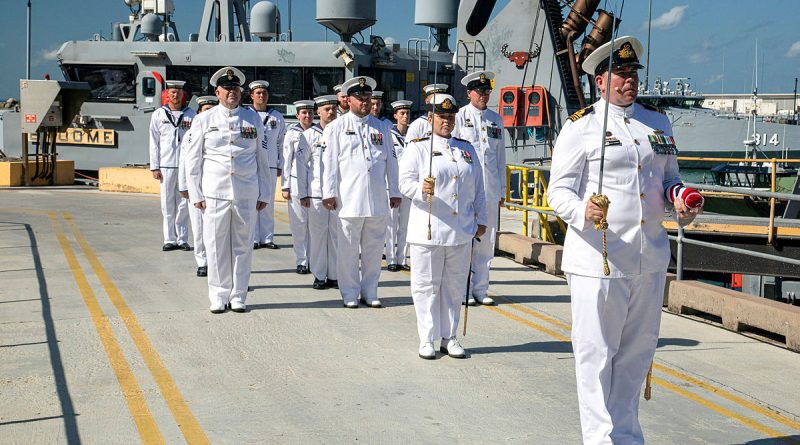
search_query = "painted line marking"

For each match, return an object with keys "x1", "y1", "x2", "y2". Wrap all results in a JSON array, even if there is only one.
[
  {"x1": 50, "y1": 212, "x2": 165, "y2": 444},
  {"x1": 63, "y1": 212, "x2": 210, "y2": 445}
]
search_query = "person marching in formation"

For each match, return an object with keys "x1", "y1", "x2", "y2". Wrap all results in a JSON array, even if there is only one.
[
  {"x1": 406, "y1": 83, "x2": 448, "y2": 141},
  {"x1": 322, "y1": 76, "x2": 401, "y2": 308},
  {"x1": 547, "y1": 37, "x2": 702, "y2": 444},
  {"x1": 249, "y1": 80, "x2": 285, "y2": 250},
  {"x1": 333, "y1": 84, "x2": 349, "y2": 117},
  {"x1": 454, "y1": 71, "x2": 506, "y2": 306},
  {"x1": 184, "y1": 67, "x2": 271, "y2": 313},
  {"x1": 304, "y1": 95, "x2": 340, "y2": 289},
  {"x1": 385, "y1": 99, "x2": 413, "y2": 272},
  {"x1": 150, "y1": 80, "x2": 195, "y2": 252},
  {"x1": 178, "y1": 95, "x2": 218, "y2": 277},
  {"x1": 282, "y1": 100, "x2": 314, "y2": 274},
  {"x1": 399, "y1": 93, "x2": 487, "y2": 359},
  {"x1": 370, "y1": 90, "x2": 392, "y2": 127}
]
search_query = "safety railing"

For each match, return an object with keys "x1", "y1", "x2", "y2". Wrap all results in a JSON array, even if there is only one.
[{"x1": 505, "y1": 163, "x2": 565, "y2": 242}]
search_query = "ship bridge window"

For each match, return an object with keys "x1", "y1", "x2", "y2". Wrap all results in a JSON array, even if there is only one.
[
  {"x1": 359, "y1": 68, "x2": 407, "y2": 117},
  {"x1": 167, "y1": 66, "x2": 213, "y2": 98},
  {"x1": 306, "y1": 68, "x2": 345, "y2": 98},
  {"x1": 64, "y1": 64, "x2": 136, "y2": 102}
]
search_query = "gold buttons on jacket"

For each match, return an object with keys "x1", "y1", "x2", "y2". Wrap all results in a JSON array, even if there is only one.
[
  {"x1": 637, "y1": 165, "x2": 642, "y2": 171},
  {"x1": 453, "y1": 194, "x2": 458, "y2": 199},
  {"x1": 640, "y1": 219, "x2": 645, "y2": 224},
  {"x1": 452, "y1": 175, "x2": 458, "y2": 180},
  {"x1": 640, "y1": 193, "x2": 645, "y2": 199}
]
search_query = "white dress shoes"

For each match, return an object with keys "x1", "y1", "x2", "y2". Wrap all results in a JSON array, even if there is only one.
[
  {"x1": 209, "y1": 302, "x2": 226, "y2": 314},
  {"x1": 466, "y1": 296, "x2": 477, "y2": 306},
  {"x1": 440, "y1": 337, "x2": 466, "y2": 358},
  {"x1": 474, "y1": 294, "x2": 495, "y2": 305},
  {"x1": 418, "y1": 342, "x2": 436, "y2": 360},
  {"x1": 361, "y1": 297, "x2": 382, "y2": 308},
  {"x1": 230, "y1": 301, "x2": 246, "y2": 313},
  {"x1": 344, "y1": 300, "x2": 359, "y2": 309}
]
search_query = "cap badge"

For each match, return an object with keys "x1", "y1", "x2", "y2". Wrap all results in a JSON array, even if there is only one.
[
  {"x1": 619, "y1": 42, "x2": 634, "y2": 59},
  {"x1": 479, "y1": 73, "x2": 486, "y2": 84},
  {"x1": 358, "y1": 77, "x2": 366, "y2": 87},
  {"x1": 442, "y1": 98, "x2": 453, "y2": 110},
  {"x1": 226, "y1": 69, "x2": 234, "y2": 80}
]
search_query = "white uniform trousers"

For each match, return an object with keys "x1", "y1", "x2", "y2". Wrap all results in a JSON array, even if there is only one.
[
  {"x1": 255, "y1": 169, "x2": 279, "y2": 244},
  {"x1": 159, "y1": 168, "x2": 189, "y2": 244},
  {"x1": 186, "y1": 198, "x2": 207, "y2": 267},
  {"x1": 567, "y1": 271, "x2": 665, "y2": 445},
  {"x1": 287, "y1": 196, "x2": 309, "y2": 267},
  {"x1": 337, "y1": 216, "x2": 386, "y2": 304},
  {"x1": 203, "y1": 198, "x2": 257, "y2": 306},
  {"x1": 307, "y1": 199, "x2": 338, "y2": 281},
  {"x1": 409, "y1": 243, "x2": 470, "y2": 342},
  {"x1": 470, "y1": 200, "x2": 499, "y2": 296},
  {"x1": 384, "y1": 197, "x2": 411, "y2": 266}
]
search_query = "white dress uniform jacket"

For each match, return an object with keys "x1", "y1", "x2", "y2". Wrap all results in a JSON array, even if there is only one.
[
  {"x1": 405, "y1": 115, "x2": 431, "y2": 142},
  {"x1": 547, "y1": 99, "x2": 682, "y2": 278},
  {"x1": 453, "y1": 103, "x2": 507, "y2": 200},
  {"x1": 253, "y1": 108, "x2": 285, "y2": 244},
  {"x1": 321, "y1": 112, "x2": 401, "y2": 217},
  {"x1": 282, "y1": 124, "x2": 311, "y2": 267},
  {"x1": 400, "y1": 135, "x2": 488, "y2": 246}
]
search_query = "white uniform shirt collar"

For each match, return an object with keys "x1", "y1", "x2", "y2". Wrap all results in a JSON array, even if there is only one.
[
  {"x1": 596, "y1": 98, "x2": 634, "y2": 118},
  {"x1": 222, "y1": 106, "x2": 241, "y2": 117},
  {"x1": 466, "y1": 102, "x2": 487, "y2": 116},
  {"x1": 350, "y1": 112, "x2": 370, "y2": 124}
]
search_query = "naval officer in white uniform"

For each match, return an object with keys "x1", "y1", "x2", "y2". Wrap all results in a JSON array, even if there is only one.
[
  {"x1": 282, "y1": 100, "x2": 314, "y2": 274},
  {"x1": 304, "y1": 95, "x2": 340, "y2": 290},
  {"x1": 399, "y1": 94, "x2": 487, "y2": 359},
  {"x1": 547, "y1": 37, "x2": 702, "y2": 444},
  {"x1": 249, "y1": 80, "x2": 285, "y2": 250},
  {"x1": 454, "y1": 71, "x2": 506, "y2": 306},
  {"x1": 385, "y1": 100, "x2": 413, "y2": 272},
  {"x1": 184, "y1": 67, "x2": 270, "y2": 313},
  {"x1": 178, "y1": 95, "x2": 218, "y2": 277},
  {"x1": 150, "y1": 80, "x2": 195, "y2": 251},
  {"x1": 406, "y1": 83, "x2": 448, "y2": 141},
  {"x1": 321, "y1": 76, "x2": 402, "y2": 308}
]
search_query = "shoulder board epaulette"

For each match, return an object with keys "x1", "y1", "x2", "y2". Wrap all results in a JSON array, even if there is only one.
[
  {"x1": 452, "y1": 137, "x2": 469, "y2": 143},
  {"x1": 638, "y1": 101, "x2": 665, "y2": 114},
  {"x1": 568, "y1": 105, "x2": 594, "y2": 122},
  {"x1": 410, "y1": 137, "x2": 430, "y2": 143}
]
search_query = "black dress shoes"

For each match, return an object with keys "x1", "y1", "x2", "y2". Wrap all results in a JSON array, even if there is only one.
[
  {"x1": 179, "y1": 243, "x2": 192, "y2": 251},
  {"x1": 387, "y1": 264, "x2": 400, "y2": 272},
  {"x1": 253, "y1": 242, "x2": 261, "y2": 250},
  {"x1": 401, "y1": 264, "x2": 411, "y2": 271},
  {"x1": 325, "y1": 279, "x2": 339, "y2": 289},
  {"x1": 197, "y1": 266, "x2": 208, "y2": 277},
  {"x1": 162, "y1": 243, "x2": 179, "y2": 251},
  {"x1": 312, "y1": 278, "x2": 327, "y2": 290},
  {"x1": 296, "y1": 265, "x2": 310, "y2": 274},
  {"x1": 260, "y1": 242, "x2": 280, "y2": 249}
]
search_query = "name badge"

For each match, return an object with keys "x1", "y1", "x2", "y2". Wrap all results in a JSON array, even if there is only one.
[
  {"x1": 605, "y1": 131, "x2": 622, "y2": 146},
  {"x1": 345, "y1": 129, "x2": 356, "y2": 135},
  {"x1": 432, "y1": 150, "x2": 443, "y2": 156},
  {"x1": 464, "y1": 118, "x2": 474, "y2": 128}
]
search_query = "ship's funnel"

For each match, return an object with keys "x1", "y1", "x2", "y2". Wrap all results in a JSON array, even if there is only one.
[
  {"x1": 316, "y1": 0, "x2": 376, "y2": 42},
  {"x1": 560, "y1": 0, "x2": 601, "y2": 41}
]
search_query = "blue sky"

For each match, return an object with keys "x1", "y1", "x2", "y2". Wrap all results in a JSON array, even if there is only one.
[{"x1": 0, "y1": 0, "x2": 798, "y2": 100}]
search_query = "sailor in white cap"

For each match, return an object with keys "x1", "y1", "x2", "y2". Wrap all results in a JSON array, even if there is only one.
[
  {"x1": 304, "y1": 95, "x2": 340, "y2": 289},
  {"x1": 399, "y1": 94, "x2": 487, "y2": 359},
  {"x1": 178, "y1": 95, "x2": 218, "y2": 277},
  {"x1": 385, "y1": 99, "x2": 413, "y2": 272},
  {"x1": 184, "y1": 66, "x2": 271, "y2": 313},
  {"x1": 334, "y1": 84, "x2": 349, "y2": 116},
  {"x1": 453, "y1": 70, "x2": 505, "y2": 306},
  {"x1": 370, "y1": 90, "x2": 392, "y2": 127},
  {"x1": 547, "y1": 36, "x2": 702, "y2": 444},
  {"x1": 282, "y1": 100, "x2": 314, "y2": 274},
  {"x1": 249, "y1": 80, "x2": 285, "y2": 250},
  {"x1": 406, "y1": 83, "x2": 448, "y2": 141},
  {"x1": 321, "y1": 76, "x2": 402, "y2": 308},
  {"x1": 150, "y1": 79, "x2": 194, "y2": 252}
]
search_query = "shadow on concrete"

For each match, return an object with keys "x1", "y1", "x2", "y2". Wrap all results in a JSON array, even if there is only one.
[
  {"x1": 468, "y1": 340, "x2": 573, "y2": 355},
  {"x1": 657, "y1": 337, "x2": 701, "y2": 348},
  {"x1": 251, "y1": 268, "x2": 301, "y2": 275},
  {"x1": 14, "y1": 222, "x2": 81, "y2": 444},
  {"x1": 246, "y1": 299, "x2": 346, "y2": 310},
  {"x1": 495, "y1": 294, "x2": 571, "y2": 304},
  {"x1": 734, "y1": 437, "x2": 800, "y2": 445},
  {"x1": 490, "y1": 280, "x2": 564, "y2": 287}
]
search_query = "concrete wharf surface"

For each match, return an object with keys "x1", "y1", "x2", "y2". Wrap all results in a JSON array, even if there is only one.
[{"x1": 1, "y1": 188, "x2": 799, "y2": 445}]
